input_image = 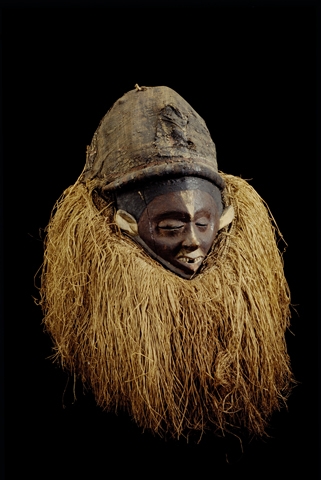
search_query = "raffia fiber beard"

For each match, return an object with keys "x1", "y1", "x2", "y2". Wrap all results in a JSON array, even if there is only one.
[{"x1": 39, "y1": 173, "x2": 294, "y2": 440}]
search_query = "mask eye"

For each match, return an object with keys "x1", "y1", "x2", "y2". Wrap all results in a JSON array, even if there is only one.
[
  {"x1": 195, "y1": 217, "x2": 209, "y2": 228},
  {"x1": 158, "y1": 220, "x2": 185, "y2": 230}
]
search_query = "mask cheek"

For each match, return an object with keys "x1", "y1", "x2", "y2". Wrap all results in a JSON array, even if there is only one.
[{"x1": 152, "y1": 238, "x2": 177, "y2": 260}]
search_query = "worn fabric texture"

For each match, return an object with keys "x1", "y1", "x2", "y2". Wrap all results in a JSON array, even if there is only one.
[
  {"x1": 39, "y1": 173, "x2": 294, "y2": 440},
  {"x1": 81, "y1": 86, "x2": 225, "y2": 192}
]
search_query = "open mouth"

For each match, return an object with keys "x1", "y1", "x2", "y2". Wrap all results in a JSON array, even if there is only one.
[{"x1": 177, "y1": 256, "x2": 204, "y2": 265}]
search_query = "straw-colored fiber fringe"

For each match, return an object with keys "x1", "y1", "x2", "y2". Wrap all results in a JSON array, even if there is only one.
[{"x1": 39, "y1": 174, "x2": 293, "y2": 439}]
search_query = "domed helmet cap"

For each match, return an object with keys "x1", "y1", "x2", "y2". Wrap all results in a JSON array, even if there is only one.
[{"x1": 81, "y1": 86, "x2": 225, "y2": 193}]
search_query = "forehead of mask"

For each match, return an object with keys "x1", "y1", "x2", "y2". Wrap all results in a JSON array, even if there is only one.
[{"x1": 115, "y1": 176, "x2": 223, "y2": 221}]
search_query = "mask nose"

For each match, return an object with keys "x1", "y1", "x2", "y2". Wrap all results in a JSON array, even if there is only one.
[{"x1": 181, "y1": 224, "x2": 201, "y2": 250}]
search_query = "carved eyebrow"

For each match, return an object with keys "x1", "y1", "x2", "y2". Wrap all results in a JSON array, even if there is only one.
[
  {"x1": 163, "y1": 210, "x2": 188, "y2": 216},
  {"x1": 154, "y1": 210, "x2": 190, "y2": 221},
  {"x1": 194, "y1": 208, "x2": 213, "y2": 217}
]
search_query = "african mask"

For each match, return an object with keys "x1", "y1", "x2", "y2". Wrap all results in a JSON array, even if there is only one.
[{"x1": 39, "y1": 86, "x2": 294, "y2": 440}]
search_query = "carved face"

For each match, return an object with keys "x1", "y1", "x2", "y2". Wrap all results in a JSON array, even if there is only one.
[{"x1": 138, "y1": 189, "x2": 220, "y2": 277}]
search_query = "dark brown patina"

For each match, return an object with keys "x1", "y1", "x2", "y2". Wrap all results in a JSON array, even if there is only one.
[{"x1": 138, "y1": 189, "x2": 220, "y2": 277}]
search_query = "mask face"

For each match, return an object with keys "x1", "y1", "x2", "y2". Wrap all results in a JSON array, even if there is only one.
[{"x1": 137, "y1": 189, "x2": 220, "y2": 277}]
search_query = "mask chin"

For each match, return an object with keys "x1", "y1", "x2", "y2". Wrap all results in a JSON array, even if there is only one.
[
  {"x1": 133, "y1": 236, "x2": 195, "y2": 280},
  {"x1": 114, "y1": 207, "x2": 235, "y2": 279}
]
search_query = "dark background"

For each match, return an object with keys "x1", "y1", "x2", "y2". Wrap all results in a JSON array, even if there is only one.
[{"x1": 3, "y1": 6, "x2": 317, "y2": 479}]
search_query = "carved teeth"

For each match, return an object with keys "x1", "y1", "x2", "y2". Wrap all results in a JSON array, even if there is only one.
[{"x1": 179, "y1": 257, "x2": 203, "y2": 264}]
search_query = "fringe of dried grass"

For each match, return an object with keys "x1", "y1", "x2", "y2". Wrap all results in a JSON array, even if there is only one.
[{"x1": 39, "y1": 173, "x2": 294, "y2": 439}]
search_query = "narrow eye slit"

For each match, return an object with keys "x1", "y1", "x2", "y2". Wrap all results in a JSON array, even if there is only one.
[
  {"x1": 158, "y1": 220, "x2": 185, "y2": 230},
  {"x1": 159, "y1": 224, "x2": 184, "y2": 230},
  {"x1": 195, "y1": 217, "x2": 210, "y2": 228},
  {"x1": 196, "y1": 222, "x2": 208, "y2": 227}
]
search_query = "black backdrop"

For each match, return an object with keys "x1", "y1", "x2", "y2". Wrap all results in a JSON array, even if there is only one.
[{"x1": 3, "y1": 6, "x2": 317, "y2": 479}]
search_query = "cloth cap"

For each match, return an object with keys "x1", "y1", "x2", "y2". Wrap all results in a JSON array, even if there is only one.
[{"x1": 81, "y1": 86, "x2": 225, "y2": 193}]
